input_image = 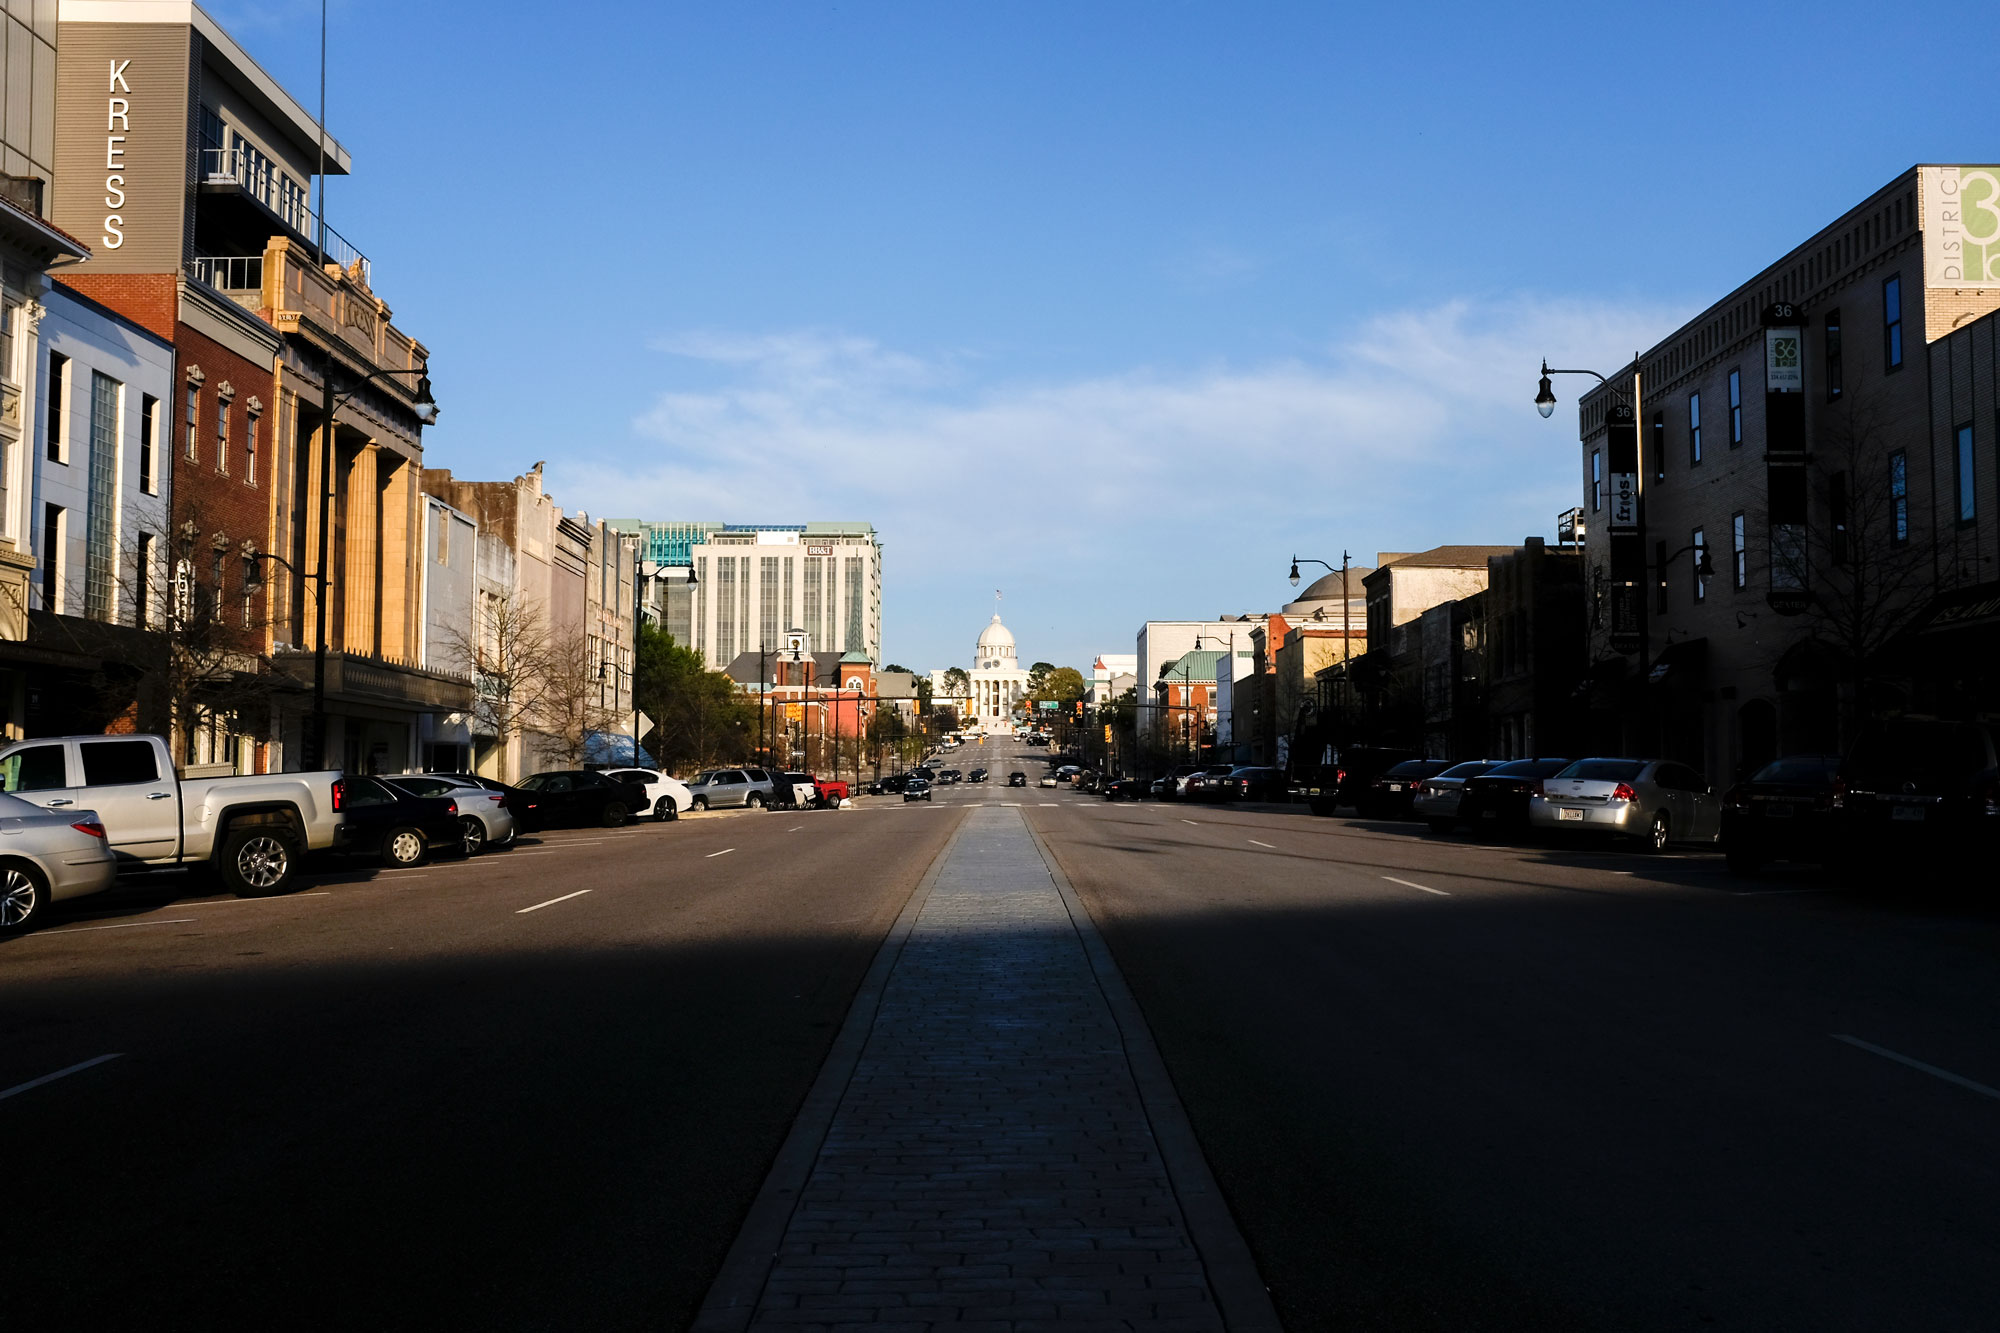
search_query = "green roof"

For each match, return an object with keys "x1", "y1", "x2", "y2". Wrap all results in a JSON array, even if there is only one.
[{"x1": 1159, "y1": 650, "x2": 1224, "y2": 681}]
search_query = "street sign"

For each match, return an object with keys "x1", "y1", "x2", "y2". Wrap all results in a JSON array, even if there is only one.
[
  {"x1": 635, "y1": 710, "x2": 654, "y2": 737},
  {"x1": 1037, "y1": 700, "x2": 1058, "y2": 711},
  {"x1": 1103, "y1": 725, "x2": 1113, "y2": 743},
  {"x1": 786, "y1": 703, "x2": 804, "y2": 721}
]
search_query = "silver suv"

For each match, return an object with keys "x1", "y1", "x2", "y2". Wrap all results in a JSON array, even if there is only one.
[{"x1": 687, "y1": 766, "x2": 778, "y2": 810}]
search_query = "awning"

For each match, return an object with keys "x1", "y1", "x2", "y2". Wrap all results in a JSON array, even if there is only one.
[
  {"x1": 1900, "y1": 580, "x2": 2000, "y2": 640},
  {"x1": 584, "y1": 731, "x2": 655, "y2": 767}
]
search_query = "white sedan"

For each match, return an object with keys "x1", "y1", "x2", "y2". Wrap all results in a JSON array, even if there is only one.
[
  {"x1": 0, "y1": 790, "x2": 118, "y2": 932},
  {"x1": 1038, "y1": 774, "x2": 1059, "y2": 788},
  {"x1": 601, "y1": 767, "x2": 693, "y2": 821}
]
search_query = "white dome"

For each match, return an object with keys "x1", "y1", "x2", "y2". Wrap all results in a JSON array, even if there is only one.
[{"x1": 977, "y1": 615, "x2": 1015, "y2": 650}]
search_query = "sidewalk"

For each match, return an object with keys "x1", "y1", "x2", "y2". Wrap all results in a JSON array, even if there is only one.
[{"x1": 696, "y1": 806, "x2": 1276, "y2": 1332}]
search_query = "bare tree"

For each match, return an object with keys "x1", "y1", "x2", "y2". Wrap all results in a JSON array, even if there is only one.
[
  {"x1": 436, "y1": 590, "x2": 561, "y2": 781},
  {"x1": 533, "y1": 637, "x2": 621, "y2": 768}
]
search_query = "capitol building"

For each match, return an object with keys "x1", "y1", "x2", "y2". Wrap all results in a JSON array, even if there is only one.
[{"x1": 933, "y1": 615, "x2": 1031, "y2": 731}]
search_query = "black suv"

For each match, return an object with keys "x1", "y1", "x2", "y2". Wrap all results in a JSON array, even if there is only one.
[{"x1": 1835, "y1": 719, "x2": 2000, "y2": 869}]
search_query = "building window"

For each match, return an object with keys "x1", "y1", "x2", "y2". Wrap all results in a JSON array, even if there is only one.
[
  {"x1": 216, "y1": 395, "x2": 230, "y2": 473},
  {"x1": 0, "y1": 301, "x2": 14, "y2": 384},
  {"x1": 185, "y1": 384, "x2": 200, "y2": 461},
  {"x1": 1731, "y1": 512, "x2": 1747, "y2": 589},
  {"x1": 245, "y1": 411, "x2": 258, "y2": 485},
  {"x1": 1883, "y1": 275, "x2": 1903, "y2": 371},
  {"x1": 1589, "y1": 450, "x2": 1601, "y2": 511},
  {"x1": 1728, "y1": 369, "x2": 1742, "y2": 446},
  {"x1": 136, "y1": 532, "x2": 154, "y2": 628},
  {"x1": 1692, "y1": 528, "x2": 1707, "y2": 603},
  {"x1": 86, "y1": 372, "x2": 120, "y2": 622},
  {"x1": 1956, "y1": 423, "x2": 1976, "y2": 526},
  {"x1": 140, "y1": 393, "x2": 158, "y2": 494},
  {"x1": 1688, "y1": 391, "x2": 1702, "y2": 465},
  {"x1": 1830, "y1": 471, "x2": 1851, "y2": 566},
  {"x1": 1655, "y1": 539, "x2": 1669, "y2": 613},
  {"x1": 46, "y1": 351, "x2": 66, "y2": 462},
  {"x1": 41, "y1": 504, "x2": 62, "y2": 612},
  {"x1": 1824, "y1": 309, "x2": 1843, "y2": 400},
  {"x1": 1889, "y1": 450, "x2": 1909, "y2": 544},
  {"x1": 1651, "y1": 411, "x2": 1665, "y2": 482}
]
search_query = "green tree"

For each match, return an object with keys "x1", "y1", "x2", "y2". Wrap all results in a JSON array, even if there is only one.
[
  {"x1": 1043, "y1": 666, "x2": 1086, "y2": 702},
  {"x1": 1026, "y1": 661, "x2": 1055, "y2": 695},
  {"x1": 634, "y1": 625, "x2": 757, "y2": 774}
]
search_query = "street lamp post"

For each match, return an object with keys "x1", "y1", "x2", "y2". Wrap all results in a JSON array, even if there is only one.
[
  {"x1": 301, "y1": 366, "x2": 438, "y2": 772},
  {"x1": 1289, "y1": 552, "x2": 1352, "y2": 742},
  {"x1": 629, "y1": 557, "x2": 694, "y2": 769}
]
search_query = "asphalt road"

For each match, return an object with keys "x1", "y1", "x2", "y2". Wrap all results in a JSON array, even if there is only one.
[
  {"x1": 2, "y1": 799, "x2": 961, "y2": 1329},
  {"x1": 1028, "y1": 783, "x2": 2000, "y2": 1332},
  {"x1": 11, "y1": 742, "x2": 1995, "y2": 1331}
]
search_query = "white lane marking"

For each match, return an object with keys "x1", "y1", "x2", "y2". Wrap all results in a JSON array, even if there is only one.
[
  {"x1": 1041, "y1": 803, "x2": 1060, "y2": 808},
  {"x1": 1248, "y1": 839, "x2": 1277, "y2": 849},
  {"x1": 1831, "y1": 1035, "x2": 2000, "y2": 1101},
  {"x1": 43, "y1": 918, "x2": 197, "y2": 934},
  {"x1": 787, "y1": 826, "x2": 804, "y2": 832},
  {"x1": 516, "y1": 889, "x2": 592, "y2": 914},
  {"x1": 1003, "y1": 802, "x2": 1023, "y2": 807},
  {"x1": 705, "y1": 848, "x2": 736, "y2": 858},
  {"x1": 1180, "y1": 819, "x2": 1199, "y2": 826},
  {"x1": 0, "y1": 1053, "x2": 123, "y2": 1103},
  {"x1": 1382, "y1": 876, "x2": 1451, "y2": 897},
  {"x1": 185, "y1": 892, "x2": 333, "y2": 904}
]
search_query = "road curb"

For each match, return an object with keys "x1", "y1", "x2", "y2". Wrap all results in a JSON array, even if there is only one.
[
  {"x1": 689, "y1": 810, "x2": 972, "y2": 1333},
  {"x1": 1025, "y1": 815, "x2": 1286, "y2": 1333}
]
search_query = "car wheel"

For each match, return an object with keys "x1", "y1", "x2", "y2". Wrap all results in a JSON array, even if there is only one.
[
  {"x1": 601, "y1": 801, "x2": 631, "y2": 828},
  {"x1": 746, "y1": 793, "x2": 765, "y2": 809},
  {"x1": 221, "y1": 826, "x2": 299, "y2": 897},
  {"x1": 0, "y1": 862, "x2": 48, "y2": 933},
  {"x1": 459, "y1": 817, "x2": 487, "y2": 857},
  {"x1": 692, "y1": 796, "x2": 708, "y2": 811},
  {"x1": 1426, "y1": 819, "x2": 1455, "y2": 836},
  {"x1": 494, "y1": 826, "x2": 517, "y2": 848},
  {"x1": 655, "y1": 796, "x2": 678, "y2": 822},
  {"x1": 1646, "y1": 810, "x2": 1670, "y2": 853},
  {"x1": 383, "y1": 826, "x2": 428, "y2": 869}
]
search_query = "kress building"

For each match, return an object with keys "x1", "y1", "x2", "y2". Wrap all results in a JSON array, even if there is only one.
[{"x1": 42, "y1": 0, "x2": 469, "y2": 772}]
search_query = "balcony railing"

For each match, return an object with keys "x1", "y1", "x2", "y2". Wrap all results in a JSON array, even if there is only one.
[
  {"x1": 199, "y1": 146, "x2": 371, "y2": 283},
  {"x1": 189, "y1": 253, "x2": 263, "y2": 292}
]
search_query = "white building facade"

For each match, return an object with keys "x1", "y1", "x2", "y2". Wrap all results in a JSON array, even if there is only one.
[
  {"x1": 933, "y1": 614, "x2": 1031, "y2": 732},
  {"x1": 684, "y1": 523, "x2": 883, "y2": 667}
]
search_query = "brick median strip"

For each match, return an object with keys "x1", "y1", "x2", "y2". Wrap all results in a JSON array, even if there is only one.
[{"x1": 694, "y1": 806, "x2": 1278, "y2": 1332}]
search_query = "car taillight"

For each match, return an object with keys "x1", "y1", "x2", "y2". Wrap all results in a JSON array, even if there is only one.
[
  {"x1": 71, "y1": 820, "x2": 107, "y2": 839},
  {"x1": 488, "y1": 793, "x2": 504, "y2": 803},
  {"x1": 1722, "y1": 784, "x2": 1747, "y2": 811},
  {"x1": 446, "y1": 800, "x2": 458, "y2": 816},
  {"x1": 1335, "y1": 767, "x2": 1347, "y2": 784},
  {"x1": 331, "y1": 779, "x2": 345, "y2": 811},
  {"x1": 1410, "y1": 780, "x2": 1426, "y2": 794},
  {"x1": 1612, "y1": 783, "x2": 1636, "y2": 803}
]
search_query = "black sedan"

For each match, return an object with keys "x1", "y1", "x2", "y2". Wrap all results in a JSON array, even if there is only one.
[
  {"x1": 1362, "y1": 759, "x2": 1457, "y2": 819},
  {"x1": 903, "y1": 778, "x2": 934, "y2": 802},
  {"x1": 1102, "y1": 777, "x2": 1146, "y2": 801},
  {"x1": 1007, "y1": 772, "x2": 1028, "y2": 788},
  {"x1": 1225, "y1": 767, "x2": 1289, "y2": 801},
  {"x1": 968, "y1": 768, "x2": 989, "y2": 784},
  {"x1": 514, "y1": 770, "x2": 638, "y2": 829},
  {"x1": 331, "y1": 775, "x2": 463, "y2": 868},
  {"x1": 1720, "y1": 755, "x2": 1841, "y2": 873},
  {"x1": 1457, "y1": 758, "x2": 1575, "y2": 837}
]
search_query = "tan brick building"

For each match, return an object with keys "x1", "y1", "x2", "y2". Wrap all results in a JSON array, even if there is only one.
[{"x1": 1574, "y1": 165, "x2": 2000, "y2": 784}]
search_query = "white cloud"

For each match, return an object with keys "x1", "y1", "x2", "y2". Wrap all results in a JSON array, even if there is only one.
[{"x1": 556, "y1": 295, "x2": 1688, "y2": 667}]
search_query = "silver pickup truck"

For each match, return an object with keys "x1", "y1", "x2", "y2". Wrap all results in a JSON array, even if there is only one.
[{"x1": 0, "y1": 734, "x2": 343, "y2": 896}]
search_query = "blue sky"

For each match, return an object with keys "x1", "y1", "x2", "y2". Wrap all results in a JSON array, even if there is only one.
[{"x1": 211, "y1": 0, "x2": 1986, "y2": 673}]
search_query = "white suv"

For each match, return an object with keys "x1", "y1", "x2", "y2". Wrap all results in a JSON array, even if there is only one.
[{"x1": 601, "y1": 767, "x2": 693, "y2": 821}]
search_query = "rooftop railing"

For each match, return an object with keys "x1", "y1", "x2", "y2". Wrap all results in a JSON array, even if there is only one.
[{"x1": 199, "y1": 146, "x2": 371, "y2": 284}]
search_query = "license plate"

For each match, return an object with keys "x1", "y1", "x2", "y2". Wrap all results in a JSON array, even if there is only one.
[
  {"x1": 1557, "y1": 807, "x2": 1583, "y2": 821},
  {"x1": 1764, "y1": 803, "x2": 1794, "y2": 819},
  {"x1": 1891, "y1": 806, "x2": 1926, "y2": 822},
  {"x1": 1481, "y1": 809, "x2": 1498, "y2": 819},
  {"x1": 1386, "y1": 784, "x2": 1403, "y2": 792}
]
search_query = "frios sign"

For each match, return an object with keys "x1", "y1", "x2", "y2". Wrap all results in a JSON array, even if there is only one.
[{"x1": 102, "y1": 60, "x2": 133, "y2": 249}]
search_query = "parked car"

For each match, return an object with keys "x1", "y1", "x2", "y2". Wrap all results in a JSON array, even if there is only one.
[
  {"x1": 1720, "y1": 755, "x2": 1841, "y2": 873},
  {"x1": 1157, "y1": 764, "x2": 1205, "y2": 800},
  {"x1": 514, "y1": 770, "x2": 638, "y2": 827},
  {"x1": 383, "y1": 774, "x2": 517, "y2": 855},
  {"x1": 814, "y1": 777, "x2": 851, "y2": 806},
  {"x1": 1413, "y1": 760, "x2": 1504, "y2": 834},
  {"x1": 1833, "y1": 719, "x2": 2000, "y2": 868},
  {"x1": 0, "y1": 732, "x2": 345, "y2": 897},
  {"x1": 1456, "y1": 758, "x2": 1575, "y2": 837},
  {"x1": 770, "y1": 771, "x2": 817, "y2": 808},
  {"x1": 1307, "y1": 746, "x2": 1421, "y2": 815},
  {"x1": 1530, "y1": 758, "x2": 1719, "y2": 851},
  {"x1": 1102, "y1": 777, "x2": 1146, "y2": 801},
  {"x1": 1007, "y1": 772, "x2": 1028, "y2": 788},
  {"x1": 687, "y1": 768, "x2": 778, "y2": 810},
  {"x1": 0, "y1": 790, "x2": 117, "y2": 932},
  {"x1": 1361, "y1": 759, "x2": 1457, "y2": 819},
  {"x1": 968, "y1": 768, "x2": 989, "y2": 784},
  {"x1": 904, "y1": 777, "x2": 934, "y2": 802},
  {"x1": 1149, "y1": 776, "x2": 1172, "y2": 798},
  {"x1": 1185, "y1": 765, "x2": 1238, "y2": 801},
  {"x1": 330, "y1": 775, "x2": 464, "y2": 868},
  {"x1": 600, "y1": 767, "x2": 692, "y2": 821},
  {"x1": 1224, "y1": 767, "x2": 1289, "y2": 802},
  {"x1": 1076, "y1": 771, "x2": 1103, "y2": 793}
]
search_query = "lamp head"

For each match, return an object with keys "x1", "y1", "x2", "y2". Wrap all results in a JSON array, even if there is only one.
[
  {"x1": 1288, "y1": 559, "x2": 1301, "y2": 588},
  {"x1": 412, "y1": 373, "x2": 440, "y2": 426},
  {"x1": 1535, "y1": 361, "x2": 1557, "y2": 419}
]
